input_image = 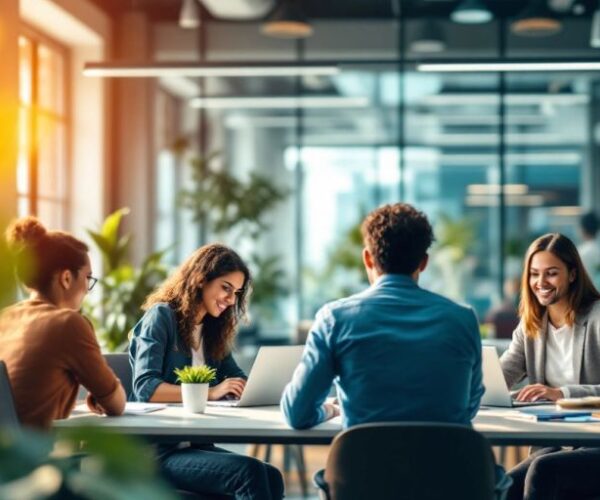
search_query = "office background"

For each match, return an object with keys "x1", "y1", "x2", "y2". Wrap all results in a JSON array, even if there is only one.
[{"x1": 1, "y1": 0, "x2": 599, "y2": 342}]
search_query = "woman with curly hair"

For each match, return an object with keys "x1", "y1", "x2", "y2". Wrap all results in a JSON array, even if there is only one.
[{"x1": 129, "y1": 243, "x2": 284, "y2": 500}]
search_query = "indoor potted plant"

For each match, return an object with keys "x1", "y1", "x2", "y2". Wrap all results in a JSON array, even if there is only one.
[{"x1": 174, "y1": 365, "x2": 217, "y2": 413}]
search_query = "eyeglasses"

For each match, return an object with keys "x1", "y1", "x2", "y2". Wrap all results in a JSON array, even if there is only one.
[{"x1": 87, "y1": 275, "x2": 99, "y2": 291}]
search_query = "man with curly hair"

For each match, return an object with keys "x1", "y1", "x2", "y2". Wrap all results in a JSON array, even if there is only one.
[{"x1": 281, "y1": 203, "x2": 484, "y2": 429}]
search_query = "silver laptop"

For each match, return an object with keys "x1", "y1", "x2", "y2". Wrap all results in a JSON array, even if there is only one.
[
  {"x1": 208, "y1": 345, "x2": 304, "y2": 407},
  {"x1": 481, "y1": 346, "x2": 552, "y2": 407}
]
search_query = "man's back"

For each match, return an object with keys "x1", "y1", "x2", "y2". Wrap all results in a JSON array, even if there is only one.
[{"x1": 281, "y1": 274, "x2": 483, "y2": 429}]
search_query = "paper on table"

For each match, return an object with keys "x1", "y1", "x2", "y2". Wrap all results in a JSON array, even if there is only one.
[
  {"x1": 557, "y1": 396, "x2": 600, "y2": 409},
  {"x1": 123, "y1": 402, "x2": 167, "y2": 414}
]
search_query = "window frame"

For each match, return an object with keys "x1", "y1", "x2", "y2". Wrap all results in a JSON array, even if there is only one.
[{"x1": 18, "y1": 24, "x2": 71, "y2": 228}]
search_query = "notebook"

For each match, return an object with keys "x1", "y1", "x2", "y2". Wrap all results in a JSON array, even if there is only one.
[
  {"x1": 481, "y1": 346, "x2": 553, "y2": 408},
  {"x1": 208, "y1": 345, "x2": 304, "y2": 407}
]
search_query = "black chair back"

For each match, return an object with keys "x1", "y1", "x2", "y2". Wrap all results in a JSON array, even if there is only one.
[
  {"x1": 104, "y1": 353, "x2": 133, "y2": 399},
  {"x1": 324, "y1": 422, "x2": 496, "y2": 500},
  {"x1": 0, "y1": 361, "x2": 20, "y2": 429}
]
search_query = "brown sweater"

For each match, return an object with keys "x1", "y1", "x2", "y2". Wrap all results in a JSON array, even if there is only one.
[{"x1": 0, "y1": 299, "x2": 119, "y2": 429}]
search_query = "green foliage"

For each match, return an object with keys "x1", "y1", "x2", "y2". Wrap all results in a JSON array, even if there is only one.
[
  {"x1": 174, "y1": 365, "x2": 217, "y2": 384},
  {"x1": 248, "y1": 253, "x2": 289, "y2": 319},
  {"x1": 178, "y1": 152, "x2": 290, "y2": 240},
  {"x1": 83, "y1": 208, "x2": 169, "y2": 352},
  {"x1": 0, "y1": 427, "x2": 177, "y2": 500},
  {"x1": 326, "y1": 221, "x2": 365, "y2": 275},
  {"x1": 434, "y1": 213, "x2": 476, "y2": 261},
  {"x1": 0, "y1": 228, "x2": 18, "y2": 308}
]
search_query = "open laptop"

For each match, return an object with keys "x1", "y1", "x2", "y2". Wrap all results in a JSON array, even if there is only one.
[
  {"x1": 482, "y1": 346, "x2": 553, "y2": 407},
  {"x1": 208, "y1": 345, "x2": 304, "y2": 407}
]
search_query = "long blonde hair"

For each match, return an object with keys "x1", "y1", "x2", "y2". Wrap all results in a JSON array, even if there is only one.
[
  {"x1": 519, "y1": 233, "x2": 600, "y2": 337},
  {"x1": 143, "y1": 244, "x2": 251, "y2": 360}
]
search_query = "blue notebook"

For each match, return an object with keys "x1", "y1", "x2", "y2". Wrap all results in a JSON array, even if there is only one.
[{"x1": 517, "y1": 407, "x2": 592, "y2": 421}]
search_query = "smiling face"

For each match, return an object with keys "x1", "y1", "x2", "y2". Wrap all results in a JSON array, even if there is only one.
[
  {"x1": 529, "y1": 250, "x2": 576, "y2": 308},
  {"x1": 199, "y1": 271, "x2": 246, "y2": 319}
]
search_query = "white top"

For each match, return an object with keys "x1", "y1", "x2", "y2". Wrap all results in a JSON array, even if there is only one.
[
  {"x1": 578, "y1": 240, "x2": 600, "y2": 279},
  {"x1": 545, "y1": 322, "x2": 576, "y2": 397},
  {"x1": 191, "y1": 325, "x2": 205, "y2": 367}
]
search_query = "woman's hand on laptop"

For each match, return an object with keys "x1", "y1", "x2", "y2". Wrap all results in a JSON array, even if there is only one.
[
  {"x1": 514, "y1": 383, "x2": 564, "y2": 402},
  {"x1": 209, "y1": 377, "x2": 246, "y2": 400}
]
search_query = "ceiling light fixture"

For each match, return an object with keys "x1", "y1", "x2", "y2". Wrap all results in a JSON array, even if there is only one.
[
  {"x1": 417, "y1": 61, "x2": 600, "y2": 72},
  {"x1": 451, "y1": 0, "x2": 493, "y2": 24},
  {"x1": 410, "y1": 21, "x2": 447, "y2": 53},
  {"x1": 467, "y1": 184, "x2": 529, "y2": 195},
  {"x1": 189, "y1": 96, "x2": 369, "y2": 109},
  {"x1": 511, "y1": 0, "x2": 562, "y2": 37},
  {"x1": 179, "y1": 0, "x2": 201, "y2": 29},
  {"x1": 83, "y1": 62, "x2": 339, "y2": 78},
  {"x1": 261, "y1": 0, "x2": 313, "y2": 38}
]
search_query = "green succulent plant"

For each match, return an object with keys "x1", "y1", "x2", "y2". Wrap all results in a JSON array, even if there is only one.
[{"x1": 174, "y1": 365, "x2": 217, "y2": 384}]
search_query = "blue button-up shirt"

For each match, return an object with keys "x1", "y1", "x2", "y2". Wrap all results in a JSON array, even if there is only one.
[{"x1": 281, "y1": 274, "x2": 484, "y2": 429}]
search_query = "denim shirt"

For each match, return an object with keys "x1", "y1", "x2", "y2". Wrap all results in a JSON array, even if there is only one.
[
  {"x1": 129, "y1": 303, "x2": 246, "y2": 402},
  {"x1": 281, "y1": 274, "x2": 484, "y2": 429}
]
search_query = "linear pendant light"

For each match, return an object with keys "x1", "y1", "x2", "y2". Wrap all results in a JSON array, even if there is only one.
[
  {"x1": 189, "y1": 96, "x2": 369, "y2": 109},
  {"x1": 83, "y1": 62, "x2": 339, "y2": 78},
  {"x1": 417, "y1": 61, "x2": 600, "y2": 72}
]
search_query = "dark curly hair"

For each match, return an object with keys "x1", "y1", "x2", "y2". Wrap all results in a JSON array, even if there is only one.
[
  {"x1": 142, "y1": 244, "x2": 251, "y2": 361},
  {"x1": 361, "y1": 203, "x2": 434, "y2": 275},
  {"x1": 5, "y1": 216, "x2": 89, "y2": 293}
]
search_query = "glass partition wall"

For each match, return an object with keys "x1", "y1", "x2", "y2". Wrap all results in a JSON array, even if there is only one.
[{"x1": 155, "y1": 19, "x2": 595, "y2": 340}]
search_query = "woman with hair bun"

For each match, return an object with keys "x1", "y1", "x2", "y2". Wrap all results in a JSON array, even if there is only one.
[{"x1": 0, "y1": 216, "x2": 126, "y2": 429}]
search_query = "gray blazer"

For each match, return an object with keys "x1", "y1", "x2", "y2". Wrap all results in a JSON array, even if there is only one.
[{"x1": 500, "y1": 300, "x2": 600, "y2": 398}]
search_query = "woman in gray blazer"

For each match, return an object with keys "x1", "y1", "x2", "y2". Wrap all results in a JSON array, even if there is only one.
[{"x1": 501, "y1": 233, "x2": 600, "y2": 500}]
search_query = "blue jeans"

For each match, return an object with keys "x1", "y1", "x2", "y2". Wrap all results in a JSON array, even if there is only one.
[{"x1": 158, "y1": 444, "x2": 284, "y2": 500}]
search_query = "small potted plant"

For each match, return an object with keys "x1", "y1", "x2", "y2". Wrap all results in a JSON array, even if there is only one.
[{"x1": 174, "y1": 365, "x2": 217, "y2": 413}]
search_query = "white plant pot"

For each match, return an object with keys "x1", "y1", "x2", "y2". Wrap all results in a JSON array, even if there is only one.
[{"x1": 181, "y1": 383, "x2": 209, "y2": 413}]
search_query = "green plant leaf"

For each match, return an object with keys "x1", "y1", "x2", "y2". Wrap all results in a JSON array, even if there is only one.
[
  {"x1": 174, "y1": 365, "x2": 217, "y2": 384},
  {"x1": 101, "y1": 208, "x2": 131, "y2": 247}
]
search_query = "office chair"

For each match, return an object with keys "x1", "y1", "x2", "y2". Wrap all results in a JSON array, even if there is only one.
[
  {"x1": 0, "y1": 360, "x2": 20, "y2": 430},
  {"x1": 104, "y1": 352, "x2": 133, "y2": 398},
  {"x1": 315, "y1": 422, "x2": 500, "y2": 500}
]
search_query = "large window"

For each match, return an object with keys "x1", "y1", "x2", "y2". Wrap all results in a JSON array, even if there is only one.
[
  {"x1": 18, "y1": 31, "x2": 69, "y2": 228},
  {"x1": 154, "y1": 20, "x2": 594, "y2": 338}
]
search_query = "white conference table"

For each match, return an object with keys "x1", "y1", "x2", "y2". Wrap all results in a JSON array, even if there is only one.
[{"x1": 54, "y1": 405, "x2": 600, "y2": 447}]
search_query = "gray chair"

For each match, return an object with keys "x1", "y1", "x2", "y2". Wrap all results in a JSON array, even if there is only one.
[
  {"x1": 315, "y1": 422, "x2": 501, "y2": 500},
  {"x1": 0, "y1": 360, "x2": 20, "y2": 430},
  {"x1": 104, "y1": 353, "x2": 133, "y2": 398}
]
